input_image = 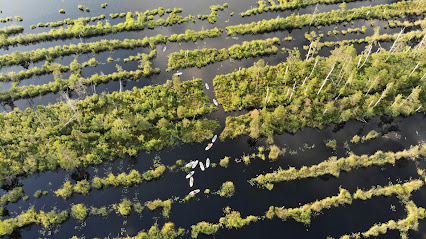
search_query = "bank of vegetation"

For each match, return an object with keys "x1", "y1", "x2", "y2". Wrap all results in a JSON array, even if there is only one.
[
  {"x1": 54, "y1": 165, "x2": 166, "y2": 199},
  {"x1": 0, "y1": 25, "x2": 24, "y2": 36},
  {"x1": 0, "y1": 27, "x2": 225, "y2": 70},
  {"x1": 266, "y1": 180, "x2": 423, "y2": 225},
  {"x1": 240, "y1": 0, "x2": 361, "y2": 17},
  {"x1": 167, "y1": 37, "x2": 280, "y2": 70},
  {"x1": 250, "y1": 143, "x2": 425, "y2": 189},
  {"x1": 0, "y1": 208, "x2": 69, "y2": 236},
  {"x1": 227, "y1": 1, "x2": 424, "y2": 35},
  {"x1": 0, "y1": 78, "x2": 218, "y2": 184},
  {"x1": 119, "y1": 222, "x2": 185, "y2": 239},
  {"x1": 191, "y1": 207, "x2": 258, "y2": 238},
  {"x1": 197, "y1": 4, "x2": 228, "y2": 24},
  {"x1": 0, "y1": 8, "x2": 195, "y2": 48}
]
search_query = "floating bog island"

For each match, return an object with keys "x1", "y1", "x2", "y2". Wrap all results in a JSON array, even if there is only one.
[{"x1": 0, "y1": 0, "x2": 424, "y2": 238}]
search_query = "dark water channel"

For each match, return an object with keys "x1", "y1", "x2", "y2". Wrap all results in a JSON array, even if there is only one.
[{"x1": 0, "y1": 0, "x2": 424, "y2": 238}]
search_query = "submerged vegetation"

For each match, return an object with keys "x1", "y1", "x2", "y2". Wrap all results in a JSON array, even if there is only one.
[{"x1": 251, "y1": 143, "x2": 426, "y2": 188}]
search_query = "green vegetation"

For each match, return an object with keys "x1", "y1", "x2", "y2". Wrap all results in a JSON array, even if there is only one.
[
  {"x1": 0, "y1": 68, "x2": 150, "y2": 101},
  {"x1": 191, "y1": 222, "x2": 220, "y2": 238},
  {"x1": 325, "y1": 139, "x2": 337, "y2": 150},
  {"x1": 360, "y1": 201, "x2": 425, "y2": 238},
  {"x1": 142, "y1": 164, "x2": 167, "y2": 181},
  {"x1": 240, "y1": 0, "x2": 361, "y2": 17},
  {"x1": 361, "y1": 130, "x2": 379, "y2": 142},
  {"x1": 219, "y1": 156, "x2": 230, "y2": 168},
  {"x1": 267, "y1": 188, "x2": 353, "y2": 224},
  {"x1": 145, "y1": 199, "x2": 173, "y2": 218},
  {"x1": 251, "y1": 143, "x2": 425, "y2": 188},
  {"x1": 101, "y1": 3, "x2": 108, "y2": 8},
  {"x1": 168, "y1": 27, "x2": 223, "y2": 42},
  {"x1": 0, "y1": 8, "x2": 195, "y2": 48},
  {"x1": 73, "y1": 179, "x2": 91, "y2": 195},
  {"x1": 227, "y1": 1, "x2": 424, "y2": 35},
  {"x1": 118, "y1": 199, "x2": 132, "y2": 216},
  {"x1": 0, "y1": 78, "x2": 218, "y2": 184},
  {"x1": 191, "y1": 207, "x2": 258, "y2": 238},
  {"x1": 0, "y1": 61, "x2": 69, "y2": 82},
  {"x1": 267, "y1": 180, "x2": 423, "y2": 226},
  {"x1": 0, "y1": 187, "x2": 24, "y2": 205},
  {"x1": 217, "y1": 45, "x2": 425, "y2": 140},
  {"x1": 33, "y1": 190, "x2": 48, "y2": 198},
  {"x1": 351, "y1": 135, "x2": 361, "y2": 144},
  {"x1": 268, "y1": 145, "x2": 282, "y2": 160},
  {"x1": 167, "y1": 37, "x2": 280, "y2": 70},
  {"x1": 316, "y1": 29, "x2": 425, "y2": 51},
  {"x1": 59, "y1": 9, "x2": 65, "y2": 14},
  {"x1": 90, "y1": 206, "x2": 108, "y2": 217},
  {"x1": 15, "y1": 16, "x2": 23, "y2": 21},
  {"x1": 0, "y1": 208, "x2": 69, "y2": 236},
  {"x1": 0, "y1": 25, "x2": 24, "y2": 36},
  {"x1": 92, "y1": 169, "x2": 143, "y2": 189},
  {"x1": 54, "y1": 181, "x2": 73, "y2": 199},
  {"x1": 82, "y1": 57, "x2": 99, "y2": 67},
  {"x1": 217, "y1": 181, "x2": 235, "y2": 197},
  {"x1": 0, "y1": 207, "x2": 6, "y2": 217},
  {"x1": 56, "y1": 166, "x2": 166, "y2": 199},
  {"x1": 71, "y1": 203, "x2": 88, "y2": 221},
  {"x1": 122, "y1": 222, "x2": 185, "y2": 239},
  {"x1": 0, "y1": 26, "x2": 225, "y2": 70},
  {"x1": 78, "y1": 5, "x2": 84, "y2": 11},
  {"x1": 353, "y1": 180, "x2": 424, "y2": 202},
  {"x1": 197, "y1": 4, "x2": 228, "y2": 24}
]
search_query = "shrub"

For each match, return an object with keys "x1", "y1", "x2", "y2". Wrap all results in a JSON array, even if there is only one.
[
  {"x1": 268, "y1": 145, "x2": 281, "y2": 160},
  {"x1": 0, "y1": 187, "x2": 24, "y2": 205},
  {"x1": 59, "y1": 9, "x2": 65, "y2": 14},
  {"x1": 71, "y1": 204, "x2": 88, "y2": 221},
  {"x1": 54, "y1": 181, "x2": 73, "y2": 199},
  {"x1": 218, "y1": 181, "x2": 235, "y2": 197},
  {"x1": 118, "y1": 199, "x2": 132, "y2": 216},
  {"x1": 362, "y1": 130, "x2": 379, "y2": 142},
  {"x1": 351, "y1": 135, "x2": 361, "y2": 144},
  {"x1": 73, "y1": 180, "x2": 91, "y2": 195},
  {"x1": 220, "y1": 157, "x2": 230, "y2": 168},
  {"x1": 325, "y1": 139, "x2": 337, "y2": 150},
  {"x1": 33, "y1": 190, "x2": 42, "y2": 198}
]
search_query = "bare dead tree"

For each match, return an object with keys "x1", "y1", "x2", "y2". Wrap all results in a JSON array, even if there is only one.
[
  {"x1": 289, "y1": 81, "x2": 297, "y2": 101},
  {"x1": 302, "y1": 58, "x2": 318, "y2": 86},
  {"x1": 283, "y1": 65, "x2": 288, "y2": 86},
  {"x1": 317, "y1": 64, "x2": 335, "y2": 95},
  {"x1": 365, "y1": 76, "x2": 379, "y2": 96},
  {"x1": 60, "y1": 91, "x2": 81, "y2": 126},
  {"x1": 407, "y1": 63, "x2": 420, "y2": 78}
]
